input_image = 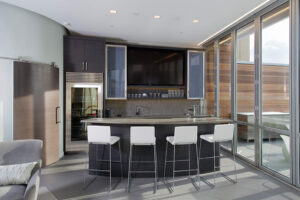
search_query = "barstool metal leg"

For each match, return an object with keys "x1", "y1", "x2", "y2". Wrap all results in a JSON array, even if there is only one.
[
  {"x1": 109, "y1": 144, "x2": 112, "y2": 192},
  {"x1": 118, "y1": 141, "x2": 123, "y2": 178},
  {"x1": 195, "y1": 143, "x2": 200, "y2": 188},
  {"x1": 188, "y1": 144, "x2": 191, "y2": 178},
  {"x1": 164, "y1": 141, "x2": 168, "y2": 180},
  {"x1": 213, "y1": 142, "x2": 216, "y2": 186},
  {"x1": 199, "y1": 138, "x2": 202, "y2": 173},
  {"x1": 154, "y1": 144, "x2": 158, "y2": 193},
  {"x1": 127, "y1": 145, "x2": 133, "y2": 192},
  {"x1": 172, "y1": 145, "x2": 176, "y2": 189}
]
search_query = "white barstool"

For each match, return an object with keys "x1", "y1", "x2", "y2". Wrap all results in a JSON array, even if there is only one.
[
  {"x1": 85, "y1": 125, "x2": 123, "y2": 192},
  {"x1": 128, "y1": 126, "x2": 157, "y2": 193},
  {"x1": 199, "y1": 124, "x2": 237, "y2": 186},
  {"x1": 164, "y1": 126, "x2": 200, "y2": 191}
]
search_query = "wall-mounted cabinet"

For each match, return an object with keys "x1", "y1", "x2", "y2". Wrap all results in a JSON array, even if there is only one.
[
  {"x1": 105, "y1": 45, "x2": 127, "y2": 99},
  {"x1": 64, "y1": 36, "x2": 105, "y2": 73},
  {"x1": 187, "y1": 50, "x2": 205, "y2": 99}
]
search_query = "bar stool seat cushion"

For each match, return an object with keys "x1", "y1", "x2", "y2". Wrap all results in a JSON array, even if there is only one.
[
  {"x1": 90, "y1": 136, "x2": 120, "y2": 145},
  {"x1": 166, "y1": 136, "x2": 196, "y2": 145},
  {"x1": 131, "y1": 138, "x2": 156, "y2": 146},
  {"x1": 200, "y1": 134, "x2": 231, "y2": 143}
]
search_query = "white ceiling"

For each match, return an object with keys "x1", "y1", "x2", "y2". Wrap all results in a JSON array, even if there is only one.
[{"x1": 2, "y1": 0, "x2": 270, "y2": 48}]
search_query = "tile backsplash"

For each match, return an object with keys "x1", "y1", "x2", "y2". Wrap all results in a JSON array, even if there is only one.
[{"x1": 105, "y1": 99, "x2": 203, "y2": 117}]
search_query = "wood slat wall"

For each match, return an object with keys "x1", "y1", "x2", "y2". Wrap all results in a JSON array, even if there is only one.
[
  {"x1": 205, "y1": 45, "x2": 215, "y2": 115},
  {"x1": 206, "y1": 42, "x2": 289, "y2": 117},
  {"x1": 219, "y1": 36, "x2": 232, "y2": 119}
]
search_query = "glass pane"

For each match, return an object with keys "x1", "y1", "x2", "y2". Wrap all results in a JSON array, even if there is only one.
[
  {"x1": 236, "y1": 22, "x2": 255, "y2": 124},
  {"x1": 237, "y1": 124, "x2": 255, "y2": 161},
  {"x1": 219, "y1": 34, "x2": 232, "y2": 119},
  {"x1": 188, "y1": 51, "x2": 204, "y2": 98},
  {"x1": 206, "y1": 44, "x2": 215, "y2": 116},
  {"x1": 262, "y1": 5, "x2": 290, "y2": 131},
  {"x1": 71, "y1": 88, "x2": 98, "y2": 140},
  {"x1": 107, "y1": 46, "x2": 126, "y2": 98},
  {"x1": 262, "y1": 131, "x2": 290, "y2": 178},
  {"x1": 261, "y1": 4, "x2": 290, "y2": 178}
]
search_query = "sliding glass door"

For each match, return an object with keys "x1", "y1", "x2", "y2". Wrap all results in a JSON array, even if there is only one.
[
  {"x1": 236, "y1": 22, "x2": 256, "y2": 162},
  {"x1": 209, "y1": 0, "x2": 297, "y2": 186},
  {"x1": 261, "y1": 4, "x2": 290, "y2": 178},
  {"x1": 219, "y1": 34, "x2": 232, "y2": 151}
]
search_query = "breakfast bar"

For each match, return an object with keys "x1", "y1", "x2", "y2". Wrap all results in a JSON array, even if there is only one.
[{"x1": 82, "y1": 117, "x2": 232, "y2": 177}]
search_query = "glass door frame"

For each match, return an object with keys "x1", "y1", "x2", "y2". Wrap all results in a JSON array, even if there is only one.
[{"x1": 210, "y1": 0, "x2": 300, "y2": 186}]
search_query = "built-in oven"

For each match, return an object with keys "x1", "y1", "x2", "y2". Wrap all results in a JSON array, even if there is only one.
[{"x1": 66, "y1": 73, "x2": 103, "y2": 143}]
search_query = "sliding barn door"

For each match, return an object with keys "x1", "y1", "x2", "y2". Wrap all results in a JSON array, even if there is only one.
[{"x1": 14, "y1": 61, "x2": 60, "y2": 166}]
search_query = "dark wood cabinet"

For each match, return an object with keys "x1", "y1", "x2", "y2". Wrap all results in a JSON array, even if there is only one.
[
  {"x1": 64, "y1": 36, "x2": 105, "y2": 73},
  {"x1": 14, "y1": 62, "x2": 60, "y2": 166},
  {"x1": 84, "y1": 39, "x2": 105, "y2": 73}
]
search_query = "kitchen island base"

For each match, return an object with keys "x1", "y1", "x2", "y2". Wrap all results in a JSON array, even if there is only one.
[{"x1": 88, "y1": 123, "x2": 224, "y2": 178}]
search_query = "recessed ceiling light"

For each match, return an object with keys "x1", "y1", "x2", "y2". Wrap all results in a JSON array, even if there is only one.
[
  {"x1": 110, "y1": 9, "x2": 117, "y2": 14},
  {"x1": 192, "y1": 19, "x2": 199, "y2": 23},
  {"x1": 153, "y1": 15, "x2": 160, "y2": 19}
]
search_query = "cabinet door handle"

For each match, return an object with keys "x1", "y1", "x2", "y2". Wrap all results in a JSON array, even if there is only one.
[
  {"x1": 85, "y1": 62, "x2": 88, "y2": 71},
  {"x1": 56, "y1": 106, "x2": 61, "y2": 124},
  {"x1": 82, "y1": 62, "x2": 85, "y2": 71}
]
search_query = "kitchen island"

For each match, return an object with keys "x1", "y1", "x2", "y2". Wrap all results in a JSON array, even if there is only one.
[{"x1": 82, "y1": 117, "x2": 232, "y2": 177}]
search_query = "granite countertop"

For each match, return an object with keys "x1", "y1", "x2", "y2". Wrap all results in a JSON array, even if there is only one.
[{"x1": 81, "y1": 117, "x2": 232, "y2": 125}]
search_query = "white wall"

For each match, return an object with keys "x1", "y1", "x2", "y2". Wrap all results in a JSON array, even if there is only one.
[
  {"x1": 0, "y1": 60, "x2": 13, "y2": 142},
  {"x1": 0, "y1": 2, "x2": 66, "y2": 157}
]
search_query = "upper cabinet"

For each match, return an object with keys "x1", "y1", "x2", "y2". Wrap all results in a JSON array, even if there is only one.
[
  {"x1": 106, "y1": 45, "x2": 127, "y2": 99},
  {"x1": 187, "y1": 50, "x2": 205, "y2": 99},
  {"x1": 64, "y1": 36, "x2": 105, "y2": 73}
]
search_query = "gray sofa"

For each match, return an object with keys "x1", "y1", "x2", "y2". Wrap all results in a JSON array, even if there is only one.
[{"x1": 0, "y1": 140, "x2": 43, "y2": 200}]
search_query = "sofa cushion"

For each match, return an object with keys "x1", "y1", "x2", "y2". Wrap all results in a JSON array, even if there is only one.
[
  {"x1": 0, "y1": 162, "x2": 37, "y2": 186},
  {"x1": 0, "y1": 140, "x2": 42, "y2": 166},
  {"x1": 0, "y1": 185, "x2": 26, "y2": 200}
]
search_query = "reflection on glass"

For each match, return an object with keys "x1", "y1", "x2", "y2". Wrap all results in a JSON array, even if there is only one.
[
  {"x1": 236, "y1": 22, "x2": 255, "y2": 124},
  {"x1": 237, "y1": 124, "x2": 255, "y2": 161},
  {"x1": 188, "y1": 51, "x2": 204, "y2": 98},
  {"x1": 219, "y1": 34, "x2": 232, "y2": 119},
  {"x1": 205, "y1": 44, "x2": 215, "y2": 116},
  {"x1": 261, "y1": 4, "x2": 290, "y2": 178},
  {"x1": 262, "y1": 5, "x2": 290, "y2": 130},
  {"x1": 71, "y1": 88, "x2": 98, "y2": 140},
  {"x1": 107, "y1": 46, "x2": 126, "y2": 98},
  {"x1": 262, "y1": 131, "x2": 290, "y2": 178}
]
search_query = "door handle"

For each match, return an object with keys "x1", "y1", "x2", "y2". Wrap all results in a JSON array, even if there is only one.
[
  {"x1": 56, "y1": 106, "x2": 61, "y2": 124},
  {"x1": 85, "y1": 62, "x2": 88, "y2": 71},
  {"x1": 82, "y1": 62, "x2": 85, "y2": 71}
]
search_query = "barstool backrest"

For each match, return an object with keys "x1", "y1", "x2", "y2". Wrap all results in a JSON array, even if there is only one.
[
  {"x1": 87, "y1": 125, "x2": 111, "y2": 144},
  {"x1": 174, "y1": 126, "x2": 198, "y2": 144},
  {"x1": 214, "y1": 124, "x2": 234, "y2": 142},
  {"x1": 130, "y1": 126, "x2": 155, "y2": 144}
]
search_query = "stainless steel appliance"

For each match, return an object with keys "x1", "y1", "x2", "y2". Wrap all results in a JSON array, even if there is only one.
[{"x1": 66, "y1": 72, "x2": 103, "y2": 142}]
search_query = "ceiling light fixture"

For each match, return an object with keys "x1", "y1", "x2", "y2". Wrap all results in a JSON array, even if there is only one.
[
  {"x1": 109, "y1": 9, "x2": 117, "y2": 14},
  {"x1": 153, "y1": 15, "x2": 160, "y2": 19},
  {"x1": 192, "y1": 19, "x2": 199, "y2": 23}
]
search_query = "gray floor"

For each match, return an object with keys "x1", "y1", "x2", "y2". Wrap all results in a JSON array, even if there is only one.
[{"x1": 38, "y1": 141, "x2": 300, "y2": 200}]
